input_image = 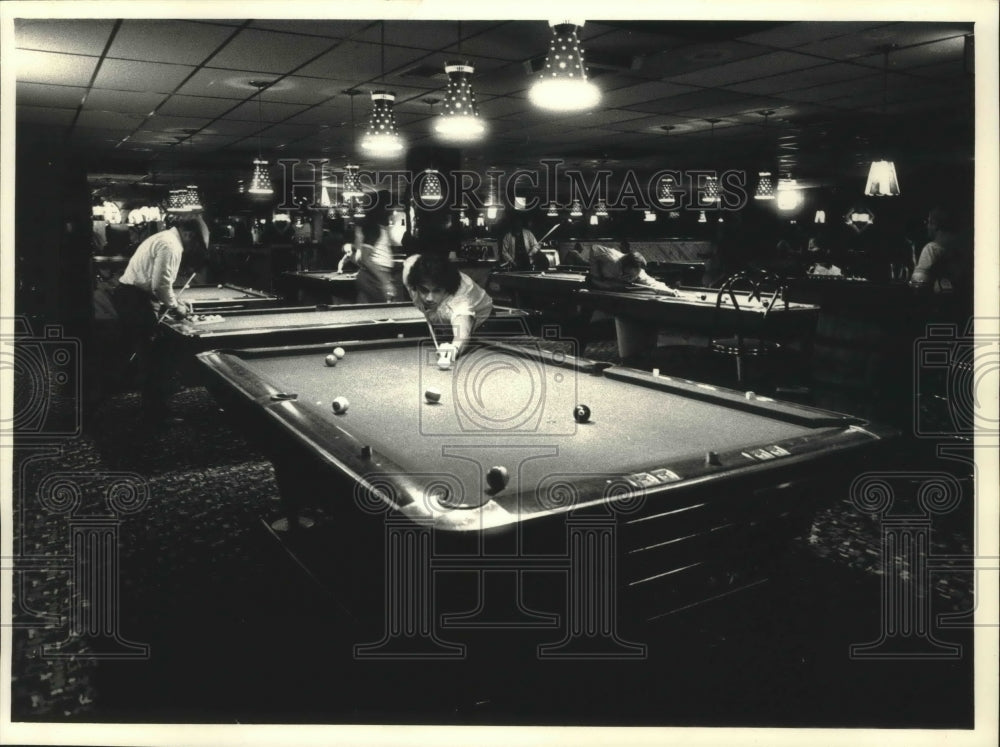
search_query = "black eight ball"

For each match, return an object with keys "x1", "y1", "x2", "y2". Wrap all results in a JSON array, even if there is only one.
[{"x1": 574, "y1": 404, "x2": 591, "y2": 423}]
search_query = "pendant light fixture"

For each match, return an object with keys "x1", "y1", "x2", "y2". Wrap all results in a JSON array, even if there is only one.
[
  {"x1": 418, "y1": 169, "x2": 444, "y2": 204},
  {"x1": 865, "y1": 45, "x2": 900, "y2": 197},
  {"x1": 569, "y1": 200, "x2": 583, "y2": 217},
  {"x1": 528, "y1": 21, "x2": 600, "y2": 112},
  {"x1": 754, "y1": 111, "x2": 776, "y2": 201},
  {"x1": 342, "y1": 90, "x2": 364, "y2": 199},
  {"x1": 656, "y1": 126, "x2": 678, "y2": 207},
  {"x1": 361, "y1": 21, "x2": 404, "y2": 157},
  {"x1": 434, "y1": 22, "x2": 486, "y2": 142},
  {"x1": 247, "y1": 80, "x2": 274, "y2": 196},
  {"x1": 701, "y1": 119, "x2": 722, "y2": 207},
  {"x1": 546, "y1": 205, "x2": 559, "y2": 217}
]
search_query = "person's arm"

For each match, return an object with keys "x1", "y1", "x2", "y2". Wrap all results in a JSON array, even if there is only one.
[
  {"x1": 909, "y1": 242, "x2": 942, "y2": 290},
  {"x1": 498, "y1": 234, "x2": 515, "y2": 266},
  {"x1": 150, "y1": 241, "x2": 188, "y2": 315},
  {"x1": 632, "y1": 269, "x2": 678, "y2": 296},
  {"x1": 525, "y1": 230, "x2": 540, "y2": 257},
  {"x1": 587, "y1": 247, "x2": 628, "y2": 290}
]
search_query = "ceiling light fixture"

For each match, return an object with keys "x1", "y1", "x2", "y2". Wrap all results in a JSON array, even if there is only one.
[
  {"x1": 570, "y1": 200, "x2": 583, "y2": 217},
  {"x1": 247, "y1": 81, "x2": 274, "y2": 196},
  {"x1": 342, "y1": 90, "x2": 364, "y2": 199},
  {"x1": 361, "y1": 22, "x2": 405, "y2": 157},
  {"x1": 754, "y1": 111, "x2": 776, "y2": 201},
  {"x1": 435, "y1": 22, "x2": 486, "y2": 142},
  {"x1": 419, "y1": 169, "x2": 444, "y2": 204},
  {"x1": 865, "y1": 45, "x2": 900, "y2": 197},
  {"x1": 528, "y1": 21, "x2": 600, "y2": 112}
]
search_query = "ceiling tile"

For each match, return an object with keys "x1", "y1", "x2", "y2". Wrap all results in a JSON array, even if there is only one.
[
  {"x1": 84, "y1": 89, "x2": 166, "y2": 115},
  {"x1": 256, "y1": 76, "x2": 353, "y2": 104},
  {"x1": 15, "y1": 106, "x2": 78, "y2": 126},
  {"x1": 220, "y1": 100, "x2": 312, "y2": 123},
  {"x1": 642, "y1": 41, "x2": 774, "y2": 79},
  {"x1": 16, "y1": 50, "x2": 99, "y2": 87},
  {"x1": 249, "y1": 20, "x2": 369, "y2": 38},
  {"x1": 736, "y1": 22, "x2": 894, "y2": 49},
  {"x1": 207, "y1": 29, "x2": 342, "y2": 73},
  {"x1": 175, "y1": 69, "x2": 266, "y2": 99},
  {"x1": 14, "y1": 19, "x2": 116, "y2": 56},
  {"x1": 623, "y1": 88, "x2": 756, "y2": 115},
  {"x1": 598, "y1": 81, "x2": 700, "y2": 109},
  {"x1": 76, "y1": 110, "x2": 147, "y2": 130},
  {"x1": 724, "y1": 62, "x2": 873, "y2": 95},
  {"x1": 109, "y1": 21, "x2": 238, "y2": 65},
  {"x1": 199, "y1": 120, "x2": 263, "y2": 137},
  {"x1": 93, "y1": 60, "x2": 197, "y2": 93},
  {"x1": 669, "y1": 51, "x2": 828, "y2": 87},
  {"x1": 17, "y1": 82, "x2": 87, "y2": 109},
  {"x1": 155, "y1": 94, "x2": 241, "y2": 119}
]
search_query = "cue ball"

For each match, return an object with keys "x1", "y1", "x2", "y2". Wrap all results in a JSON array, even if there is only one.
[
  {"x1": 331, "y1": 397, "x2": 349, "y2": 414},
  {"x1": 325, "y1": 354, "x2": 338, "y2": 367},
  {"x1": 573, "y1": 404, "x2": 591, "y2": 423},
  {"x1": 437, "y1": 358, "x2": 452, "y2": 370},
  {"x1": 486, "y1": 466, "x2": 509, "y2": 491},
  {"x1": 425, "y1": 387, "x2": 441, "y2": 403},
  {"x1": 333, "y1": 346, "x2": 346, "y2": 359},
  {"x1": 745, "y1": 391, "x2": 756, "y2": 400}
]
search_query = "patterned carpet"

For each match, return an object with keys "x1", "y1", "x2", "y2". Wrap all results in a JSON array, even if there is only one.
[{"x1": 9, "y1": 335, "x2": 978, "y2": 727}]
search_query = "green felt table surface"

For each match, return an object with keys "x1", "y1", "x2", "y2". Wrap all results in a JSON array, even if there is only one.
[{"x1": 240, "y1": 343, "x2": 821, "y2": 494}]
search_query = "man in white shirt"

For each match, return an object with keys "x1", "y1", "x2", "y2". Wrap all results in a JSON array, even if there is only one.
[
  {"x1": 113, "y1": 218, "x2": 208, "y2": 424},
  {"x1": 587, "y1": 244, "x2": 678, "y2": 295},
  {"x1": 499, "y1": 215, "x2": 541, "y2": 270}
]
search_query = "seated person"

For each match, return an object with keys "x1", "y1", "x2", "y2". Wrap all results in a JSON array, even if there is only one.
[
  {"x1": 587, "y1": 244, "x2": 678, "y2": 295},
  {"x1": 806, "y1": 235, "x2": 842, "y2": 277},
  {"x1": 402, "y1": 253, "x2": 494, "y2": 362},
  {"x1": 562, "y1": 242, "x2": 587, "y2": 266},
  {"x1": 910, "y1": 206, "x2": 969, "y2": 295}
]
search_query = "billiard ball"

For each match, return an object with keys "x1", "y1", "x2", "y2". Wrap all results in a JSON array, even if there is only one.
[
  {"x1": 333, "y1": 346, "x2": 346, "y2": 359},
  {"x1": 437, "y1": 357, "x2": 452, "y2": 371},
  {"x1": 425, "y1": 387, "x2": 441, "y2": 403},
  {"x1": 325, "y1": 354, "x2": 338, "y2": 367},
  {"x1": 573, "y1": 404, "x2": 591, "y2": 423},
  {"x1": 745, "y1": 391, "x2": 756, "y2": 400},
  {"x1": 486, "y1": 466, "x2": 509, "y2": 492},
  {"x1": 331, "y1": 397, "x2": 349, "y2": 414}
]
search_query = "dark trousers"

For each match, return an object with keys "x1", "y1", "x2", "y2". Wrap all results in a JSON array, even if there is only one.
[{"x1": 111, "y1": 284, "x2": 173, "y2": 419}]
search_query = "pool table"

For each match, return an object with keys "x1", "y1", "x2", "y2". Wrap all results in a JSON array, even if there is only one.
[
  {"x1": 175, "y1": 283, "x2": 280, "y2": 311},
  {"x1": 277, "y1": 270, "x2": 367, "y2": 305},
  {"x1": 161, "y1": 302, "x2": 538, "y2": 360},
  {"x1": 198, "y1": 336, "x2": 897, "y2": 627},
  {"x1": 485, "y1": 269, "x2": 587, "y2": 309},
  {"x1": 575, "y1": 286, "x2": 820, "y2": 359}
]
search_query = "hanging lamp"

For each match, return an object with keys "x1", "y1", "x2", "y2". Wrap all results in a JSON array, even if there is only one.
[
  {"x1": 247, "y1": 81, "x2": 274, "y2": 195},
  {"x1": 754, "y1": 111, "x2": 776, "y2": 200},
  {"x1": 341, "y1": 90, "x2": 364, "y2": 199},
  {"x1": 361, "y1": 22, "x2": 404, "y2": 157},
  {"x1": 528, "y1": 21, "x2": 600, "y2": 112},
  {"x1": 865, "y1": 46, "x2": 900, "y2": 197},
  {"x1": 435, "y1": 23, "x2": 486, "y2": 142}
]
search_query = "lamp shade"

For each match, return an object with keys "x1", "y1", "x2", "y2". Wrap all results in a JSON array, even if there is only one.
[
  {"x1": 361, "y1": 91, "x2": 404, "y2": 156},
  {"x1": 247, "y1": 159, "x2": 274, "y2": 195},
  {"x1": 569, "y1": 200, "x2": 583, "y2": 217},
  {"x1": 864, "y1": 160, "x2": 900, "y2": 197},
  {"x1": 754, "y1": 171, "x2": 775, "y2": 200},
  {"x1": 342, "y1": 164, "x2": 363, "y2": 199},
  {"x1": 183, "y1": 185, "x2": 203, "y2": 212},
  {"x1": 435, "y1": 63, "x2": 486, "y2": 141},
  {"x1": 166, "y1": 189, "x2": 187, "y2": 213},
  {"x1": 418, "y1": 169, "x2": 444, "y2": 203},
  {"x1": 701, "y1": 175, "x2": 721, "y2": 206},
  {"x1": 528, "y1": 22, "x2": 600, "y2": 112},
  {"x1": 657, "y1": 176, "x2": 677, "y2": 206}
]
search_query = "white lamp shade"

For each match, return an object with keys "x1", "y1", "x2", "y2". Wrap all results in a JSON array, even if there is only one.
[
  {"x1": 864, "y1": 160, "x2": 900, "y2": 196},
  {"x1": 434, "y1": 63, "x2": 486, "y2": 142},
  {"x1": 528, "y1": 22, "x2": 600, "y2": 112},
  {"x1": 361, "y1": 92, "x2": 404, "y2": 156}
]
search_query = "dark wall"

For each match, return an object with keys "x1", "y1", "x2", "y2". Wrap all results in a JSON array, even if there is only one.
[{"x1": 15, "y1": 124, "x2": 92, "y2": 337}]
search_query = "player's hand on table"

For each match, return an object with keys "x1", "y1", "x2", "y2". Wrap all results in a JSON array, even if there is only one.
[
  {"x1": 169, "y1": 302, "x2": 192, "y2": 319},
  {"x1": 437, "y1": 342, "x2": 458, "y2": 364},
  {"x1": 655, "y1": 286, "x2": 680, "y2": 297}
]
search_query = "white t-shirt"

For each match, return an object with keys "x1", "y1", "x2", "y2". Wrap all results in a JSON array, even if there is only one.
[{"x1": 402, "y1": 254, "x2": 493, "y2": 329}]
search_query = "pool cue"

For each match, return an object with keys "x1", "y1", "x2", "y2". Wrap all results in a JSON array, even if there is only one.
[
  {"x1": 128, "y1": 272, "x2": 198, "y2": 364},
  {"x1": 538, "y1": 221, "x2": 561, "y2": 243},
  {"x1": 425, "y1": 318, "x2": 441, "y2": 352}
]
